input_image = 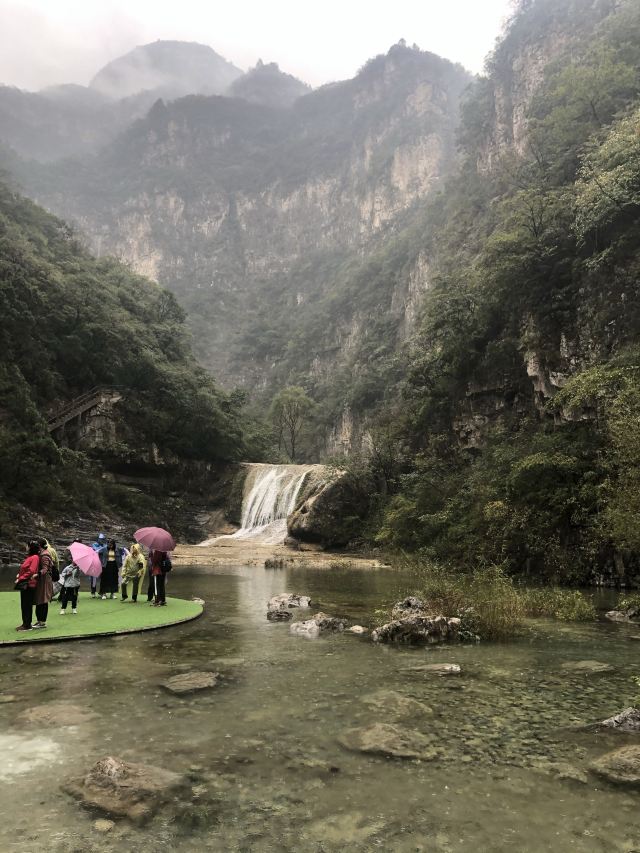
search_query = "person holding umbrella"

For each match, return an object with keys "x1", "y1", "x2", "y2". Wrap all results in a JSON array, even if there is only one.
[
  {"x1": 59, "y1": 556, "x2": 81, "y2": 614},
  {"x1": 134, "y1": 527, "x2": 175, "y2": 606}
]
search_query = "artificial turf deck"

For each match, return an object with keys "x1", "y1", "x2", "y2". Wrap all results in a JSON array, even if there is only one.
[{"x1": 0, "y1": 592, "x2": 203, "y2": 645}]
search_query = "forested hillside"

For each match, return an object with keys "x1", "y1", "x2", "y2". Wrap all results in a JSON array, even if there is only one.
[
  {"x1": 0, "y1": 181, "x2": 248, "y2": 526},
  {"x1": 362, "y1": 0, "x2": 640, "y2": 583}
]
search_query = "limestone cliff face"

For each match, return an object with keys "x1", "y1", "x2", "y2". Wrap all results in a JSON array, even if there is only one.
[
  {"x1": 35, "y1": 45, "x2": 470, "y2": 407},
  {"x1": 476, "y1": 0, "x2": 613, "y2": 171}
]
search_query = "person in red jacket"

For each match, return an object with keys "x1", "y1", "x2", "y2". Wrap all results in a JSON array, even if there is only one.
[{"x1": 15, "y1": 541, "x2": 41, "y2": 631}]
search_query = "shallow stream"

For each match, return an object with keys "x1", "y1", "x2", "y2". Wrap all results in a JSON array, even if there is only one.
[{"x1": 1, "y1": 563, "x2": 639, "y2": 852}]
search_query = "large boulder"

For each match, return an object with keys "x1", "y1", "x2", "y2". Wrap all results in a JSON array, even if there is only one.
[
  {"x1": 372, "y1": 615, "x2": 460, "y2": 645},
  {"x1": 267, "y1": 593, "x2": 312, "y2": 612},
  {"x1": 591, "y1": 746, "x2": 640, "y2": 786},
  {"x1": 605, "y1": 609, "x2": 639, "y2": 622},
  {"x1": 65, "y1": 756, "x2": 187, "y2": 823},
  {"x1": 339, "y1": 723, "x2": 439, "y2": 760},
  {"x1": 287, "y1": 469, "x2": 369, "y2": 548},
  {"x1": 290, "y1": 612, "x2": 348, "y2": 637}
]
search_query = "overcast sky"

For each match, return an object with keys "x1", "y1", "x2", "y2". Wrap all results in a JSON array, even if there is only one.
[{"x1": 0, "y1": 0, "x2": 515, "y2": 91}]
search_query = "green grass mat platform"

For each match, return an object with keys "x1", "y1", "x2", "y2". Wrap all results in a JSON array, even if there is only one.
[{"x1": 0, "y1": 593, "x2": 203, "y2": 645}]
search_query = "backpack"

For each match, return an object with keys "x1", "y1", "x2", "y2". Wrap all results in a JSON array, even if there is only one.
[
  {"x1": 42, "y1": 551, "x2": 59, "y2": 581},
  {"x1": 161, "y1": 556, "x2": 172, "y2": 573}
]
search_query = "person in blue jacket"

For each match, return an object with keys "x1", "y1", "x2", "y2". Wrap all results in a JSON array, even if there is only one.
[{"x1": 90, "y1": 533, "x2": 107, "y2": 597}]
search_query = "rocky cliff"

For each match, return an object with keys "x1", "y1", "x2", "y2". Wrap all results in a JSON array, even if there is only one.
[{"x1": 17, "y1": 43, "x2": 470, "y2": 417}]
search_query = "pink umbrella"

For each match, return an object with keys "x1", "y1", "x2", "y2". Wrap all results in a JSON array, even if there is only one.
[
  {"x1": 134, "y1": 526, "x2": 176, "y2": 552},
  {"x1": 69, "y1": 542, "x2": 102, "y2": 578}
]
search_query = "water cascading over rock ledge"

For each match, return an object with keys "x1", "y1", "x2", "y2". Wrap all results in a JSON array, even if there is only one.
[{"x1": 201, "y1": 463, "x2": 321, "y2": 545}]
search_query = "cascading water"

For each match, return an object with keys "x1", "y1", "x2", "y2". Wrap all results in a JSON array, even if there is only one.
[{"x1": 200, "y1": 463, "x2": 317, "y2": 546}]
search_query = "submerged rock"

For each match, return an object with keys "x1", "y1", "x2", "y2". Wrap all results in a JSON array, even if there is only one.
[
  {"x1": 162, "y1": 671, "x2": 219, "y2": 695},
  {"x1": 22, "y1": 702, "x2": 96, "y2": 726},
  {"x1": 591, "y1": 746, "x2": 640, "y2": 786},
  {"x1": 371, "y1": 615, "x2": 460, "y2": 645},
  {"x1": 93, "y1": 819, "x2": 115, "y2": 833},
  {"x1": 362, "y1": 689, "x2": 433, "y2": 717},
  {"x1": 339, "y1": 723, "x2": 439, "y2": 760},
  {"x1": 599, "y1": 707, "x2": 640, "y2": 733},
  {"x1": 403, "y1": 663, "x2": 461, "y2": 676},
  {"x1": 65, "y1": 756, "x2": 186, "y2": 823},
  {"x1": 560, "y1": 660, "x2": 615, "y2": 675},
  {"x1": 266, "y1": 609, "x2": 293, "y2": 622},
  {"x1": 346, "y1": 625, "x2": 368, "y2": 635},
  {"x1": 290, "y1": 612, "x2": 348, "y2": 637}
]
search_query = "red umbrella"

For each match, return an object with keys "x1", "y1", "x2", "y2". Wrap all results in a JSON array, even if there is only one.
[
  {"x1": 69, "y1": 542, "x2": 102, "y2": 578},
  {"x1": 134, "y1": 526, "x2": 176, "y2": 552}
]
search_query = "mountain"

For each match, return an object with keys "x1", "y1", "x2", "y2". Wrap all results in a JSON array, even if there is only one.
[
  {"x1": 228, "y1": 61, "x2": 311, "y2": 109},
  {"x1": 17, "y1": 43, "x2": 470, "y2": 419},
  {"x1": 90, "y1": 40, "x2": 243, "y2": 100}
]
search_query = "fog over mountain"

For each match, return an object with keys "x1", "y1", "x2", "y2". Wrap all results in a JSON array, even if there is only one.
[{"x1": 0, "y1": 0, "x2": 512, "y2": 91}]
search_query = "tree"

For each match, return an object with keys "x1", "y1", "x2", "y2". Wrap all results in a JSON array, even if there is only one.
[{"x1": 269, "y1": 386, "x2": 314, "y2": 462}]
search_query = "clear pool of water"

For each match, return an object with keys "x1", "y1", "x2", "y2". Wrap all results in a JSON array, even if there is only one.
[{"x1": 0, "y1": 563, "x2": 639, "y2": 852}]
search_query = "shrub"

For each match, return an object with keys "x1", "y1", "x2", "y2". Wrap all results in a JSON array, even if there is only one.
[
  {"x1": 410, "y1": 559, "x2": 525, "y2": 641},
  {"x1": 521, "y1": 587, "x2": 596, "y2": 621}
]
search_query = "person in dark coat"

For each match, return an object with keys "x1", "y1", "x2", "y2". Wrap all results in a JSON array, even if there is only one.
[
  {"x1": 99, "y1": 539, "x2": 123, "y2": 599},
  {"x1": 15, "y1": 541, "x2": 40, "y2": 631},
  {"x1": 33, "y1": 545, "x2": 54, "y2": 628},
  {"x1": 149, "y1": 549, "x2": 168, "y2": 606}
]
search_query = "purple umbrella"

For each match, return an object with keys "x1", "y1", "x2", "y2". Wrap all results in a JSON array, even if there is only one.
[
  {"x1": 69, "y1": 542, "x2": 102, "y2": 578},
  {"x1": 134, "y1": 526, "x2": 176, "y2": 552}
]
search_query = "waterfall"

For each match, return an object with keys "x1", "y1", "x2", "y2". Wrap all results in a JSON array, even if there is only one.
[{"x1": 200, "y1": 463, "x2": 316, "y2": 546}]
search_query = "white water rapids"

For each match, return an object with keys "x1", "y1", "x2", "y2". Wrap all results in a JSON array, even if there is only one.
[{"x1": 200, "y1": 463, "x2": 316, "y2": 546}]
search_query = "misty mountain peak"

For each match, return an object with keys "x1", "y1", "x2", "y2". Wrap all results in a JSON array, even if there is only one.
[
  {"x1": 228, "y1": 61, "x2": 311, "y2": 109},
  {"x1": 90, "y1": 39, "x2": 242, "y2": 100}
]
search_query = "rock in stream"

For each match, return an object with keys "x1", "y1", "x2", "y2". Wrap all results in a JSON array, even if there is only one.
[{"x1": 65, "y1": 756, "x2": 187, "y2": 823}]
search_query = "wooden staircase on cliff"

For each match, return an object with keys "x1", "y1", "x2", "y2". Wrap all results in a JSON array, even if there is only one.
[{"x1": 47, "y1": 387, "x2": 123, "y2": 434}]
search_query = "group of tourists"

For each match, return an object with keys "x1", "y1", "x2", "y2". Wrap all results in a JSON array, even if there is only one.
[{"x1": 15, "y1": 534, "x2": 172, "y2": 632}]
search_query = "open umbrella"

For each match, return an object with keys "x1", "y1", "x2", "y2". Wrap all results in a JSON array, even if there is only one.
[
  {"x1": 69, "y1": 542, "x2": 102, "y2": 577},
  {"x1": 134, "y1": 526, "x2": 176, "y2": 552}
]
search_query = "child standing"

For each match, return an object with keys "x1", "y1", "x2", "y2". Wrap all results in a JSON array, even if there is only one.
[{"x1": 59, "y1": 561, "x2": 81, "y2": 614}]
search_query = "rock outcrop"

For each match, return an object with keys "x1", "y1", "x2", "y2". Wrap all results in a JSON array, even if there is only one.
[
  {"x1": 287, "y1": 470, "x2": 368, "y2": 547},
  {"x1": 289, "y1": 612, "x2": 348, "y2": 637},
  {"x1": 372, "y1": 615, "x2": 461, "y2": 645},
  {"x1": 598, "y1": 708, "x2": 640, "y2": 733}
]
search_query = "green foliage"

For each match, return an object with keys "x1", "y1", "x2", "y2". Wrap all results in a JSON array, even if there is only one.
[
  {"x1": 269, "y1": 385, "x2": 315, "y2": 462},
  {"x1": 520, "y1": 587, "x2": 596, "y2": 621},
  {"x1": 374, "y1": 0, "x2": 640, "y2": 583},
  {"x1": 0, "y1": 182, "x2": 247, "y2": 515}
]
